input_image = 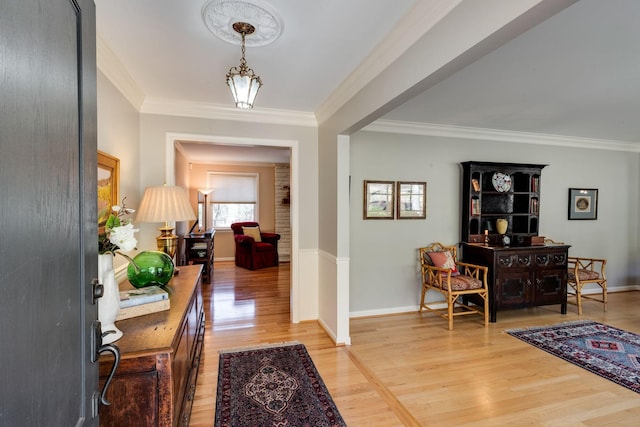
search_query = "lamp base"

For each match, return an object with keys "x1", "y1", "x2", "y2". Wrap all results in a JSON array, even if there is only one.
[{"x1": 156, "y1": 226, "x2": 178, "y2": 260}]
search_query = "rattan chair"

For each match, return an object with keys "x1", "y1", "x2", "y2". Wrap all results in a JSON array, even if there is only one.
[
  {"x1": 418, "y1": 242, "x2": 489, "y2": 330},
  {"x1": 567, "y1": 256, "x2": 607, "y2": 315}
]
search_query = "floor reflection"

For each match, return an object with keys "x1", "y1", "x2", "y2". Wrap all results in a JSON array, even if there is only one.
[{"x1": 208, "y1": 262, "x2": 290, "y2": 331}]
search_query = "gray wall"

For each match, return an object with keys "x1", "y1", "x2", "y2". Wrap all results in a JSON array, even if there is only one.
[
  {"x1": 349, "y1": 130, "x2": 640, "y2": 316},
  {"x1": 97, "y1": 71, "x2": 141, "y2": 270}
]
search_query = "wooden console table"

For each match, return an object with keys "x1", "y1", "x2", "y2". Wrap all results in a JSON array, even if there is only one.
[
  {"x1": 99, "y1": 265, "x2": 205, "y2": 426},
  {"x1": 462, "y1": 243, "x2": 570, "y2": 322}
]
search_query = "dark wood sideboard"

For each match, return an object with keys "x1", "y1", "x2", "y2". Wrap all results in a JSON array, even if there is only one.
[
  {"x1": 462, "y1": 243, "x2": 570, "y2": 322},
  {"x1": 99, "y1": 265, "x2": 205, "y2": 427}
]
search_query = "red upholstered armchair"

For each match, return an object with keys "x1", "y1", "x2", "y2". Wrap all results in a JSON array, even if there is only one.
[{"x1": 230, "y1": 222, "x2": 281, "y2": 270}]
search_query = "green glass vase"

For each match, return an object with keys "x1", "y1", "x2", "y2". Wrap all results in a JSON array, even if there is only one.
[{"x1": 127, "y1": 251, "x2": 174, "y2": 288}]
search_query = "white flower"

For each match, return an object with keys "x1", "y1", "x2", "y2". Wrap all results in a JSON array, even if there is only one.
[
  {"x1": 108, "y1": 223, "x2": 138, "y2": 251},
  {"x1": 112, "y1": 205, "x2": 135, "y2": 215}
]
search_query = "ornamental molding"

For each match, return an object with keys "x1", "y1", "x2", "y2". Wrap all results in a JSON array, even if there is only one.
[{"x1": 202, "y1": 0, "x2": 283, "y2": 47}]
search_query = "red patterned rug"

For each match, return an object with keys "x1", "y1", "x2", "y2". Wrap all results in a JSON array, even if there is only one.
[
  {"x1": 214, "y1": 342, "x2": 346, "y2": 427},
  {"x1": 507, "y1": 320, "x2": 640, "y2": 393}
]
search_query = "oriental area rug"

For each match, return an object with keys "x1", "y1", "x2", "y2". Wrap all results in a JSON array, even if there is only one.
[
  {"x1": 507, "y1": 320, "x2": 640, "y2": 394},
  {"x1": 214, "y1": 342, "x2": 347, "y2": 427}
]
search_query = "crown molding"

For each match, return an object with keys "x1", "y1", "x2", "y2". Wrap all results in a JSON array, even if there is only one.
[
  {"x1": 315, "y1": 0, "x2": 462, "y2": 125},
  {"x1": 363, "y1": 120, "x2": 640, "y2": 152},
  {"x1": 140, "y1": 98, "x2": 317, "y2": 127},
  {"x1": 96, "y1": 35, "x2": 146, "y2": 110},
  {"x1": 98, "y1": 35, "x2": 314, "y2": 127}
]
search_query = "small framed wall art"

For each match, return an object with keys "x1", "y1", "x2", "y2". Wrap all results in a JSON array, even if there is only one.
[
  {"x1": 363, "y1": 180, "x2": 394, "y2": 219},
  {"x1": 396, "y1": 181, "x2": 426, "y2": 219},
  {"x1": 568, "y1": 188, "x2": 598, "y2": 220},
  {"x1": 97, "y1": 151, "x2": 120, "y2": 232}
]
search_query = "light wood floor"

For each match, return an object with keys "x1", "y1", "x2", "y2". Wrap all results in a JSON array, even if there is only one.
[{"x1": 190, "y1": 261, "x2": 640, "y2": 426}]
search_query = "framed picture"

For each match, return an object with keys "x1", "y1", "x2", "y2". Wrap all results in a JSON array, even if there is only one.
[
  {"x1": 363, "y1": 180, "x2": 394, "y2": 219},
  {"x1": 98, "y1": 151, "x2": 120, "y2": 231},
  {"x1": 568, "y1": 188, "x2": 598, "y2": 220},
  {"x1": 397, "y1": 181, "x2": 426, "y2": 219}
]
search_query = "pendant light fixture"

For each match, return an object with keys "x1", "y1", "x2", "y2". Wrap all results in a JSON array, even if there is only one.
[{"x1": 226, "y1": 22, "x2": 263, "y2": 109}]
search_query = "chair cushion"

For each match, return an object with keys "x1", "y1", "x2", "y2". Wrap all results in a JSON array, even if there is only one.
[
  {"x1": 447, "y1": 275, "x2": 483, "y2": 291},
  {"x1": 568, "y1": 269, "x2": 601, "y2": 281},
  {"x1": 426, "y1": 251, "x2": 459, "y2": 276},
  {"x1": 242, "y1": 226, "x2": 262, "y2": 242},
  {"x1": 254, "y1": 242, "x2": 274, "y2": 253}
]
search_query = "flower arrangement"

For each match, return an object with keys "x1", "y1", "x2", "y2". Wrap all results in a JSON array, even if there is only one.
[{"x1": 99, "y1": 197, "x2": 138, "y2": 255}]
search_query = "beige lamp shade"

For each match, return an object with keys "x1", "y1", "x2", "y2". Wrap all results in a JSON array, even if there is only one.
[
  {"x1": 136, "y1": 186, "x2": 196, "y2": 223},
  {"x1": 136, "y1": 185, "x2": 196, "y2": 258}
]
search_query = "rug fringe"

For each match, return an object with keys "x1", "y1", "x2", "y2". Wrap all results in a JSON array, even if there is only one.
[
  {"x1": 218, "y1": 340, "x2": 302, "y2": 354},
  {"x1": 504, "y1": 319, "x2": 596, "y2": 334}
]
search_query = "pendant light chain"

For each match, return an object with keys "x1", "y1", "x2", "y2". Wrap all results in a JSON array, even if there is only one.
[{"x1": 239, "y1": 30, "x2": 247, "y2": 70}]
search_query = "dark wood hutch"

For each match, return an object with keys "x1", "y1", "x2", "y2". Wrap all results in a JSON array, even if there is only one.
[{"x1": 460, "y1": 161, "x2": 569, "y2": 322}]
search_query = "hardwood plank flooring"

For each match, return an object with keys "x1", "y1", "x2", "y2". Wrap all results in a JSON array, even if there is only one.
[{"x1": 190, "y1": 261, "x2": 640, "y2": 426}]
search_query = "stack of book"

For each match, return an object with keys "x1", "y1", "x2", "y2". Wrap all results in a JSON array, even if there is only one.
[
  {"x1": 191, "y1": 242, "x2": 208, "y2": 258},
  {"x1": 116, "y1": 286, "x2": 170, "y2": 321}
]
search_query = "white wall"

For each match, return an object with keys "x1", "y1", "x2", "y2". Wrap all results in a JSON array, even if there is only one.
[
  {"x1": 349, "y1": 130, "x2": 640, "y2": 316},
  {"x1": 96, "y1": 71, "x2": 141, "y2": 270}
]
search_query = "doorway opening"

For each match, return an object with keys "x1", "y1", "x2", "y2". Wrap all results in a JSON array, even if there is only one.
[{"x1": 164, "y1": 132, "x2": 301, "y2": 322}]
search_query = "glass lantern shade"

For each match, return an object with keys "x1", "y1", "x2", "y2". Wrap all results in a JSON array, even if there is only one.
[{"x1": 227, "y1": 69, "x2": 262, "y2": 109}]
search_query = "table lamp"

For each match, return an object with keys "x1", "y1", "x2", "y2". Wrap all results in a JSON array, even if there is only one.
[{"x1": 136, "y1": 185, "x2": 196, "y2": 259}]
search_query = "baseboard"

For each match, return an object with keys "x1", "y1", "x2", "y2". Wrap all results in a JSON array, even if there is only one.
[
  {"x1": 317, "y1": 317, "x2": 339, "y2": 344},
  {"x1": 580, "y1": 285, "x2": 638, "y2": 294},
  {"x1": 350, "y1": 304, "x2": 443, "y2": 319},
  {"x1": 349, "y1": 287, "x2": 640, "y2": 319}
]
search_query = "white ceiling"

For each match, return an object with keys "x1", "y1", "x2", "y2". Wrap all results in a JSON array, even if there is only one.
[
  {"x1": 95, "y1": 0, "x2": 415, "y2": 112},
  {"x1": 96, "y1": 0, "x2": 640, "y2": 164},
  {"x1": 383, "y1": 0, "x2": 640, "y2": 144}
]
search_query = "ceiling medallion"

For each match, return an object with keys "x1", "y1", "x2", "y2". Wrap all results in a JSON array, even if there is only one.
[{"x1": 202, "y1": 0, "x2": 283, "y2": 47}]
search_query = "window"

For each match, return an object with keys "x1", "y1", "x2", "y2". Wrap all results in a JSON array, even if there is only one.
[{"x1": 207, "y1": 172, "x2": 258, "y2": 228}]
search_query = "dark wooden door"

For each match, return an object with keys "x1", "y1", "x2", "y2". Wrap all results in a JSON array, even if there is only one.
[{"x1": 0, "y1": 0, "x2": 99, "y2": 425}]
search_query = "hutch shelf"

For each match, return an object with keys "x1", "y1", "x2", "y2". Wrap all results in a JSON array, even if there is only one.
[
  {"x1": 459, "y1": 161, "x2": 569, "y2": 322},
  {"x1": 461, "y1": 161, "x2": 545, "y2": 245}
]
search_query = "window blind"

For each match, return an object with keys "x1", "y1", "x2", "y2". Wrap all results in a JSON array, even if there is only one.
[{"x1": 207, "y1": 173, "x2": 258, "y2": 203}]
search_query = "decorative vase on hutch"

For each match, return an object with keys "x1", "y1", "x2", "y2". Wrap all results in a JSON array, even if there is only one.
[
  {"x1": 98, "y1": 253, "x2": 123, "y2": 344},
  {"x1": 496, "y1": 218, "x2": 508, "y2": 235}
]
